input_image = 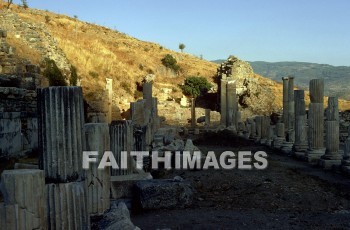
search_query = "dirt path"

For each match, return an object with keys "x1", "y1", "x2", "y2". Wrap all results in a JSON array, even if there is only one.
[{"x1": 131, "y1": 134, "x2": 350, "y2": 229}]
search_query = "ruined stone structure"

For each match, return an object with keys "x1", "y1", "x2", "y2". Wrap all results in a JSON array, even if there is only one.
[
  {"x1": 217, "y1": 61, "x2": 239, "y2": 129},
  {"x1": 293, "y1": 90, "x2": 308, "y2": 156},
  {"x1": 306, "y1": 79, "x2": 325, "y2": 163},
  {"x1": 0, "y1": 30, "x2": 41, "y2": 158}
]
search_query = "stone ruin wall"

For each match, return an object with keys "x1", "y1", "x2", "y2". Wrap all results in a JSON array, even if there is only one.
[{"x1": 0, "y1": 29, "x2": 41, "y2": 158}]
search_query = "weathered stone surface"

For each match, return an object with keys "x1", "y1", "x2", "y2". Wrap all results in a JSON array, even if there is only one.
[
  {"x1": 205, "y1": 109, "x2": 211, "y2": 127},
  {"x1": 226, "y1": 80, "x2": 237, "y2": 128},
  {"x1": 220, "y1": 79, "x2": 227, "y2": 126},
  {"x1": 38, "y1": 87, "x2": 85, "y2": 182},
  {"x1": 282, "y1": 77, "x2": 289, "y2": 130},
  {"x1": 135, "y1": 179, "x2": 194, "y2": 209},
  {"x1": 1, "y1": 169, "x2": 47, "y2": 229},
  {"x1": 84, "y1": 123, "x2": 111, "y2": 216},
  {"x1": 0, "y1": 112, "x2": 21, "y2": 157},
  {"x1": 309, "y1": 79, "x2": 324, "y2": 103},
  {"x1": 327, "y1": 97, "x2": 339, "y2": 121},
  {"x1": 110, "y1": 173, "x2": 153, "y2": 199},
  {"x1": 46, "y1": 182, "x2": 89, "y2": 230},
  {"x1": 288, "y1": 77, "x2": 295, "y2": 141},
  {"x1": 110, "y1": 120, "x2": 135, "y2": 176},
  {"x1": 191, "y1": 98, "x2": 196, "y2": 128},
  {"x1": 105, "y1": 78, "x2": 113, "y2": 123},
  {"x1": 96, "y1": 202, "x2": 139, "y2": 230}
]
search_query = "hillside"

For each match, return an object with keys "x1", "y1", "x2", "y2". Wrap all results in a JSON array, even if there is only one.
[
  {"x1": 1, "y1": 2, "x2": 350, "y2": 123},
  {"x1": 249, "y1": 61, "x2": 350, "y2": 100}
]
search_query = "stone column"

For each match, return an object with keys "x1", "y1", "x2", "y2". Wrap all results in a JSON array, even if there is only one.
[
  {"x1": 226, "y1": 81, "x2": 237, "y2": 128},
  {"x1": 191, "y1": 98, "x2": 196, "y2": 128},
  {"x1": 320, "y1": 97, "x2": 341, "y2": 168},
  {"x1": 106, "y1": 78, "x2": 113, "y2": 123},
  {"x1": 46, "y1": 182, "x2": 89, "y2": 230},
  {"x1": 254, "y1": 116, "x2": 262, "y2": 141},
  {"x1": 1, "y1": 170, "x2": 47, "y2": 229},
  {"x1": 282, "y1": 77, "x2": 289, "y2": 131},
  {"x1": 250, "y1": 120, "x2": 257, "y2": 139},
  {"x1": 341, "y1": 127, "x2": 350, "y2": 173},
  {"x1": 205, "y1": 109, "x2": 211, "y2": 127},
  {"x1": 220, "y1": 79, "x2": 227, "y2": 126},
  {"x1": 143, "y1": 82, "x2": 153, "y2": 121},
  {"x1": 326, "y1": 97, "x2": 339, "y2": 121},
  {"x1": 273, "y1": 123, "x2": 285, "y2": 149},
  {"x1": 306, "y1": 79, "x2": 325, "y2": 163},
  {"x1": 37, "y1": 87, "x2": 85, "y2": 182},
  {"x1": 288, "y1": 76, "x2": 295, "y2": 142},
  {"x1": 260, "y1": 116, "x2": 270, "y2": 144},
  {"x1": 293, "y1": 90, "x2": 308, "y2": 155},
  {"x1": 84, "y1": 123, "x2": 111, "y2": 216},
  {"x1": 110, "y1": 120, "x2": 135, "y2": 176}
]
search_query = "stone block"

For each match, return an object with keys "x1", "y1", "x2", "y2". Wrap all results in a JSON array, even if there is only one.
[{"x1": 135, "y1": 179, "x2": 194, "y2": 210}]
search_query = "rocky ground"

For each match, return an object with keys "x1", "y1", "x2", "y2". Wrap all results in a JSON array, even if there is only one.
[{"x1": 131, "y1": 133, "x2": 350, "y2": 229}]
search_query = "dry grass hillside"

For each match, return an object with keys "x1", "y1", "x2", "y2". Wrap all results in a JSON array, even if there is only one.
[{"x1": 1, "y1": 2, "x2": 350, "y2": 118}]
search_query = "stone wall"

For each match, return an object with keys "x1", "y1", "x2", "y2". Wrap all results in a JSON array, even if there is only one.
[{"x1": 0, "y1": 30, "x2": 40, "y2": 157}]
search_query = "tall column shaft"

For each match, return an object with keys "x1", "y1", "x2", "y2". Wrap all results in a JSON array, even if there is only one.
[
  {"x1": 84, "y1": 123, "x2": 111, "y2": 216},
  {"x1": 288, "y1": 77, "x2": 295, "y2": 141},
  {"x1": 38, "y1": 87, "x2": 85, "y2": 182},
  {"x1": 226, "y1": 81, "x2": 237, "y2": 127},
  {"x1": 220, "y1": 79, "x2": 227, "y2": 126},
  {"x1": 282, "y1": 77, "x2": 289, "y2": 130},
  {"x1": 325, "y1": 121, "x2": 339, "y2": 155},
  {"x1": 308, "y1": 103, "x2": 324, "y2": 150},
  {"x1": 294, "y1": 90, "x2": 308, "y2": 151},
  {"x1": 309, "y1": 79, "x2": 324, "y2": 103},
  {"x1": 143, "y1": 82, "x2": 153, "y2": 112},
  {"x1": 205, "y1": 109, "x2": 211, "y2": 126},
  {"x1": 327, "y1": 97, "x2": 339, "y2": 121}
]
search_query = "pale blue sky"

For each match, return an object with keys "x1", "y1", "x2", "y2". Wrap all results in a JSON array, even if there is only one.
[{"x1": 13, "y1": 0, "x2": 350, "y2": 66}]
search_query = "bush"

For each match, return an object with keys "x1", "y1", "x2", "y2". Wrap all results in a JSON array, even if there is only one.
[
  {"x1": 161, "y1": 54, "x2": 180, "y2": 72},
  {"x1": 121, "y1": 82, "x2": 132, "y2": 94},
  {"x1": 70, "y1": 65, "x2": 78, "y2": 86},
  {"x1": 43, "y1": 59, "x2": 67, "y2": 86},
  {"x1": 180, "y1": 76, "x2": 212, "y2": 98},
  {"x1": 89, "y1": 71, "x2": 99, "y2": 78}
]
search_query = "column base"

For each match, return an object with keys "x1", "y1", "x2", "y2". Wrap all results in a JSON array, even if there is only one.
[
  {"x1": 318, "y1": 159, "x2": 341, "y2": 170},
  {"x1": 293, "y1": 151, "x2": 307, "y2": 160},
  {"x1": 306, "y1": 148, "x2": 326, "y2": 164},
  {"x1": 281, "y1": 141, "x2": 294, "y2": 154},
  {"x1": 293, "y1": 143, "x2": 308, "y2": 153},
  {"x1": 272, "y1": 137, "x2": 285, "y2": 149}
]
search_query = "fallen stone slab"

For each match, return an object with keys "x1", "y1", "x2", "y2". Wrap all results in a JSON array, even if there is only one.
[
  {"x1": 111, "y1": 173, "x2": 153, "y2": 199},
  {"x1": 135, "y1": 179, "x2": 194, "y2": 210}
]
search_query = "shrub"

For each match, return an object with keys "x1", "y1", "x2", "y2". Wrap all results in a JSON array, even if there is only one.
[
  {"x1": 161, "y1": 54, "x2": 180, "y2": 72},
  {"x1": 180, "y1": 76, "x2": 212, "y2": 98},
  {"x1": 121, "y1": 82, "x2": 132, "y2": 94},
  {"x1": 43, "y1": 59, "x2": 67, "y2": 86},
  {"x1": 45, "y1": 15, "x2": 50, "y2": 23},
  {"x1": 89, "y1": 71, "x2": 99, "y2": 78}
]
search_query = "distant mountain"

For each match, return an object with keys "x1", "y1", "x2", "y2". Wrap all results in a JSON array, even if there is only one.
[{"x1": 213, "y1": 60, "x2": 350, "y2": 100}]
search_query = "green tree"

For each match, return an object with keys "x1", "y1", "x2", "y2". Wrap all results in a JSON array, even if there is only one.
[
  {"x1": 43, "y1": 59, "x2": 67, "y2": 86},
  {"x1": 161, "y1": 54, "x2": 180, "y2": 72},
  {"x1": 179, "y1": 43, "x2": 185, "y2": 52},
  {"x1": 180, "y1": 76, "x2": 212, "y2": 98}
]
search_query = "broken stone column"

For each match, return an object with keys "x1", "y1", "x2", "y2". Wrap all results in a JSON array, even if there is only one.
[
  {"x1": 254, "y1": 116, "x2": 262, "y2": 142},
  {"x1": 266, "y1": 125, "x2": 275, "y2": 147},
  {"x1": 220, "y1": 79, "x2": 227, "y2": 126},
  {"x1": 273, "y1": 123, "x2": 285, "y2": 149},
  {"x1": 1, "y1": 169, "x2": 47, "y2": 229},
  {"x1": 293, "y1": 90, "x2": 308, "y2": 156},
  {"x1": 326, "y1": 97, "x2": 339, "y2": 121},
  {"x1": 288, "y1": 76, "x2": 295, "y2": 142},
  {"x1": 341, "y1": 127, "x2": 350, "y2": 173},
  {"x1": 226, "y1": 81, "x2": 237, "y2": 128},
  {"x1": 46, "y1": 182, "x2": 89, "y2": 230},
  {"x1": 260, "y1": 116, "x2": 270, "y2": 144},
  {"x1": 282, "y1": 77, "x2": 289, "y2": 131},
  {"x1": 320, "y1": 97, "x2": 341, "y2": 169},
  {"x1": 306, "y1": 79, "x2": 325, "y2": 163},
  {"x1": 130, "y1": 100, "x2": 149, "y2": 126},
  {"x1": 143, "y1": 82, "x2": 153, "y2": 111},
  {"x1": 110, "y1": 120, "x2": 135, "y2": 176},
  {"x1": 250, "y1": 120, "x2": 257, "y2": 139},
  {"x1": 191, "y1": 98, "x2": 196, "y2": 128},
  {"x1": 205, "y1": 109, "x2": 211, "y2": 127},
  {"x1": 84, "y1": 123, "x2": 111, "y2": 216},
  {"x1": 106, "y1": 78, "x2": 113, "y2": 123},
  {"x1": 37, "y1": 87, "x2": 85, "y2": 182}
]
